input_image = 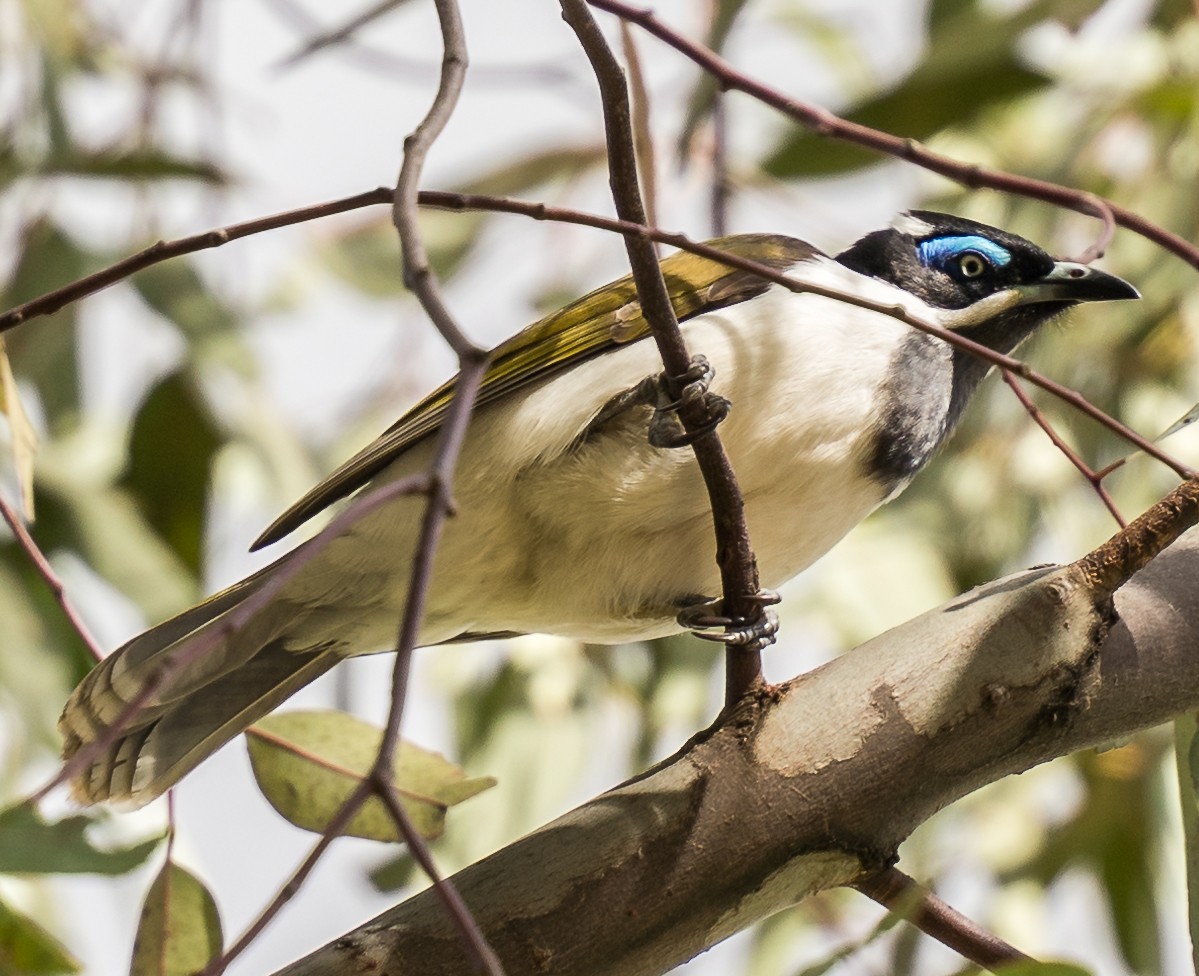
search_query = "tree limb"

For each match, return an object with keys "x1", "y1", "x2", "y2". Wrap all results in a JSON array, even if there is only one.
[{"x1": 269, "y1": 531, "x2": 1199, "y2": 976}]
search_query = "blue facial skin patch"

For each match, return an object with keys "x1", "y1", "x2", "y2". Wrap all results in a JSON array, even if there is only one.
[{"x1": 917, "y1": 235, "x2": 1012, "y2": 270}]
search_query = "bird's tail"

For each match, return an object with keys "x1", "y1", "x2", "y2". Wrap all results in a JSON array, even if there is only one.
[{"x1": 59, "y1": 556, "x2": 341, "y2": 807}]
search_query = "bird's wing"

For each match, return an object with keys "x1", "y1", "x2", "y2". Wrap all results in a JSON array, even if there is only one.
[{"x1": 251, "y1": 233, "x2": 819, "y2": 550}]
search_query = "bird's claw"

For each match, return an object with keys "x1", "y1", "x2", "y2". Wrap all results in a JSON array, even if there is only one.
[
  {"x1": 649, "y1": 355, "x2": 730, "y2": 449},
  {"x1": 676, "y1": 591, "x2": 781, "y2": 646}
]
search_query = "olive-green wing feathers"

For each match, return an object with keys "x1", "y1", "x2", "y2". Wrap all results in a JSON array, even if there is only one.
[{"x1": 251, "y1": 233, "x2": 818, "y2": 550}]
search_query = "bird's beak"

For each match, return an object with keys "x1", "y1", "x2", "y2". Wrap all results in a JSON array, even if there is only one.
[{"x1": 1016, "y1": 261, "x2": 1140, "y2": 305}]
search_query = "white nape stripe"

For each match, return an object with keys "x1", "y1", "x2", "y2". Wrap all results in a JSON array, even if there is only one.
[{"x1": 890, "y1": 212, "x2": 935, "y2": 237}]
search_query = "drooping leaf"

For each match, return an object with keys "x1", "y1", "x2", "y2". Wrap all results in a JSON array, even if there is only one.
[
  {"x1": 994, "y1": 964, "x2": 1094, "y2": 976},
  {"x1": 121, "y1": 371, "x2": 222, "y2": 575},
  {"x1": 319, "y1": 210, "x2": 484, "y2": 297},
  {"x1": 0, "y1": 148, "x2": 226, "y2": 185},
  {"x1": 32, "y1": 467, "x2": 199, "y2": 621},
  {"x1": 131, "y1": 261, "x2": 239, "y2": 346},
  {"x1": 0, "y1": 895, "x2": 80, "y2": 975},
  {"x1": 0, "y1": 337, "x2": 38, "y2": 518},
  {"x1": 246, "y1": 710, "x2": 495, "y2": 842},
  {"x1": 2, "y1": 221, "x2": 87, "y2": 430},
  {"x1": 0, "y1": 804, "x2": 162, "y2": 875},
  {"x1": 764, "y1": 0, "x2": 1101, "y2": 178},
  {"x1": 459, "y1": 144, "x2": 606, "y2": 198},
  {"x1": 129, "y1": 862, "x2": 223, "y2": 976}
]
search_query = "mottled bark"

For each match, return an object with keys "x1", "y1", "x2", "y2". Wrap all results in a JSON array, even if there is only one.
[{"x1": 274, "y1": 533, "x2": 1199, "y2": 976}]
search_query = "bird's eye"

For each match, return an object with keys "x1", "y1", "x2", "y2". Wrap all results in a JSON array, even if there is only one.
[{"x1": 957, "y1": 252, "x2": 988, "y2": 278}]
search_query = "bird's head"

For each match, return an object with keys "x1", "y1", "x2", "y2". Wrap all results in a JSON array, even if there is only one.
[{"x1": 836, "y1": 210, "x2": 1138, "y2": 354}]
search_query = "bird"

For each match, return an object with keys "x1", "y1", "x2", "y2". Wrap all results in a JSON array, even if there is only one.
[{"x1": 59, "y1": 210, "x2": 1138, "y2": 806}]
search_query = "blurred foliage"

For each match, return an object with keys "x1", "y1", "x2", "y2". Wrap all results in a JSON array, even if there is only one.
[
  {"x1": 2, "y1": 0, "x2": 1199, "y2": 974},
  {"x1": 0, "y1": 804, "x2": 160, "y2": 874}
]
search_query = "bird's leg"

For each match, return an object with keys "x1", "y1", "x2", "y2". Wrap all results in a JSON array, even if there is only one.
[
  {"x1": 647, "y1": 355, "x2": 730, "y2": 449},
  {"x1": 577, "y1": 354, "x2": 730, "y2": 449},
  {"x1": 675, "y1": 590, "x2": 781, "y2": 646}
]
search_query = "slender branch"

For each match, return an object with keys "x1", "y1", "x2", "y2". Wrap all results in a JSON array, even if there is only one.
[
  {"x1": 854, "y1": 867, "x2": 1032, "y2": 971},
  {"x1": 709, "y1": 90, "x2": 730, "y2": 237},
  {"x1": 619, "y1": 21, "x2": 659, "y2": 236},
  {"x1": 0, "y1": 493, "x2": 104, "y2": 661},
  {"x1": 589, "y1": 0, "x2": 1199, "y2": 273},
  {"x1": 0, "y1": 188, "x2": 395, "y2": 334},
  {"x1": 1001, "y1": 369, "x2": 1126, "y2": 528},
  {"x1": 203, "y1": 777, "x2": 376, "y2": 975},
  {"x1": 372, "y1": 1, "x2": 502, "y2": 972},
  {"x1": 1074, "y1": 476, "x2": 1199, "y2": 596},
  {"x1": 560, "y1": 0, "x2": 767, "y2": 703}
]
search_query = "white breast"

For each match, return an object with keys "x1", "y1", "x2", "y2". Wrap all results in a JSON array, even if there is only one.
[{"x1": 279, "y1": 258, "x2": 949, "y2": 649}]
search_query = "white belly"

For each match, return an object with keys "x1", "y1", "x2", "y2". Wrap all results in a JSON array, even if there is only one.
[{"x1": 277, "y1": 267, "x2": 944, "y2": 649}]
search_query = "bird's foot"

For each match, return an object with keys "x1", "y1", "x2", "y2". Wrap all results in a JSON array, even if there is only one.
[
  {"x1": 648, "y1": 355, "x2": 730, "y2": 449},
  {"x1": 676, "y1": 591, "x2": 781, "y2": 646}
]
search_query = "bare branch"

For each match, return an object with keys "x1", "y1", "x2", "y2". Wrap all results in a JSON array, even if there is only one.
[
  {"x1": 0, "y1": 493, "x2": 104, "y2": 662},
  {"x1": 268, "y1": 534, "x2": 1199, "y2": 976},
  {"x1": 560, "y1": 0, "x2": 767, "y2": 701},
  {"x1": 1001, "y1": 369, "x2": 1126, "y2": 528},
  {"x1": 853, "y1": 867, "x2": 1031, "y2": 970}
]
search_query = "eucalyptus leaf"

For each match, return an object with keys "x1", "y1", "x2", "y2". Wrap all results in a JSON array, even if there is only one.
[
  {"x1": 0, "y1": 804, "x2": 162, "y2": 875},
  {"x1": 994, "y1": 964, "x2": 1094, "y2": 976},
  {"x1": 129, "y1": 862, "x2": 223, "y2": 976},
  {"x1": 246, "y1": 710, "x2": 495, "y2": 842},
  {"x1": 2, "y1": 221, "x2": 87, "y2": 429},
  {"x1": 0, "y1": 896, "x2": 80, "y2": 975},
  {"x1": 764, "y1": 0, "x2": 1100, "y2": 178},
  {"x1": 121, "y1": 371, "x2": 222, "y2": 575},
  {"x1": 0, "y1": 337, "x2": 38, "y2": 518}
]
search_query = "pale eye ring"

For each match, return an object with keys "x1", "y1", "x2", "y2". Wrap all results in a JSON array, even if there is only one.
[{"x1": 957, "y1": 251, "x2": 988, "y2": 278}]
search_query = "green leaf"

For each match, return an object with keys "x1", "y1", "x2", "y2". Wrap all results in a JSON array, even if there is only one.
[
  {"x1": 995, "y1": 964, "x2": 1094, "y2": 976},
  {"x1": 319, "y1": 210, "x2": 484, "y2": 297},
  {"x1": 0, "y1": 147, "x2": 226, "y2": 185},
  {"x1": 0, "y1": 895, "x2": 80, "y2": 975},
  {"x1": 246, "y1": 710, "x2": 495, "y2": 842},
  {"x1": 764, "y1": 0, "x2": 1101, "y2": 178},
  {"x1": 121, "y1": 372, "x2": 222, "y2": 575},
  {"x1": 0, "y1": 804, "x2": 162, "y2": 875},
  {"x1": 129, "y1": 862, "x2": 223, "y2": 976},
  {"x1": 131, "y1": 262, "x2": 239, "y2": 345},
  {"x1": 1, "y1": 221, "x2": 87, "y2": 430},
  {"x1": 459, "y1": 144, "x2": 606, "y2": 198}
]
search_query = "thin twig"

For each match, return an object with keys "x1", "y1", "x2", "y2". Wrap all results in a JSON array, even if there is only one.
[
  {"x1": 373, "y1": 0, "x2": 503, "y2": 970},
  {"x1": 854, "y1": 867, "x2": 1032, "y2": 971},
  {"x1": 202, "y1": 777, "x2": 376, "y2": 975},
  {"x1": 619, "y1": 21, "x2": 659, "y2": 236},
  {"x1": 278, "y1": 0, "x2": 408, "y2": 67},
  {"x1": 710, "y1": 90, "x2": 730, "y2": 237},
  {"x1": 560, "y1": 0, "x2": 767, "y2": 703},
  {"x1": 0, "y1": 188, "x2": 395, "y2": 334},
  {"x1": 589, "y1": 0, "x2": 1199, "y2": 274},
  {"x1": 1001, "y1": 369, "x2": 1126, "y2": 528},
  {"x1": 0, "y1": 493, "x2": 104, "y2": 661}
]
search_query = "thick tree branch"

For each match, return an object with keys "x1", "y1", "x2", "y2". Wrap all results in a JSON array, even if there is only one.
[{"x1": 269, "y1": 533, "x2": 1199, "y2": 976}]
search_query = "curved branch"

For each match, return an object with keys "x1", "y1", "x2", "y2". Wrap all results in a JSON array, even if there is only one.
[{"x1": 269, "y1": 533, "x2": 1199, "y2": 976}]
